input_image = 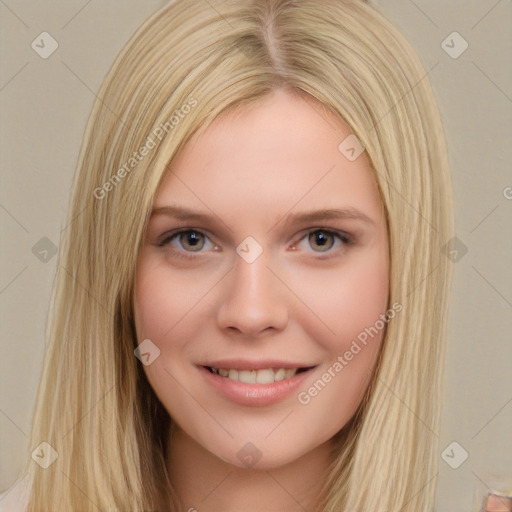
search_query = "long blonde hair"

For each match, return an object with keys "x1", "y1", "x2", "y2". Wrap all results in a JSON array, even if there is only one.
[{"x1": 23, "y1": 0, "x2": 453, "y2": 510}]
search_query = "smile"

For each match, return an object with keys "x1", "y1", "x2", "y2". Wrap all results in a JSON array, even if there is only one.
[
  {"x1": 200, "y1": 363, "x2": 315, "y2": 406},
  {"x1": 206, "y1": 367, "x2": 306, "y2": 384}
]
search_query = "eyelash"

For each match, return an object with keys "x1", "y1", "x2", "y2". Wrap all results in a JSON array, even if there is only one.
[
  {"x1": 157, "y1": 230, "x2": 215, "y2": 261},
  {"x1": 157, "y1": 228, "x2": 354, "y2": 260}
]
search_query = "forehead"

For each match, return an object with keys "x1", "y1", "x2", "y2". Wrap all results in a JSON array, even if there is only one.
[{"x1": 154, "y1": 88, "x2": 382, "y2": 227}]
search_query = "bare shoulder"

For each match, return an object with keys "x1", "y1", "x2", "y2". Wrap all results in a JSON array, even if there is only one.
[{"x1": 0, "y1": 477, "x2": 30, "y2": 512}]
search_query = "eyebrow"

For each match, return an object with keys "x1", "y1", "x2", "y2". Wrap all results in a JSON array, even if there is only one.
[
  {"x1": 279, "y1": 208, "x2": 374, "y2": 226},
  {"x1": 151, "y1": 205, "x2": 215, "y2": 221},
  {"x1": 150, "y1": 205, "x2": 374, "y2": 227}
]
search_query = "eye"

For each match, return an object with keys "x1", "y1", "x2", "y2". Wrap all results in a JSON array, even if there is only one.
[
  {"x1": 298, "y1": 229, "x2": 350, "y2": 253},
  {"x1": 163, "y1": 230, "x2": 215, "y2": 252},
  {"x1": 308, "y1": 230, "x2": 335, "y2": 251}
]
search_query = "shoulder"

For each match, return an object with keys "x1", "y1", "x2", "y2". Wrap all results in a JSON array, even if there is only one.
[{"x1": 0, "y1": 477, "x2": 30, "y2": 512}]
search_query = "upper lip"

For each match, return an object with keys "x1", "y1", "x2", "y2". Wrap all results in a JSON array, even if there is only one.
[{"x1": 201, "y1": 359, "x2": 316, "y2": 371}]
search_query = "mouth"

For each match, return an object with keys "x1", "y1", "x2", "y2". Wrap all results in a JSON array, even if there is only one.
[
  {"x1": 204, "y1": 366, "x2": 312, "y2": 385},
  {"x1": 200, "y1": 362, "x2": 316, "y2": 406}
]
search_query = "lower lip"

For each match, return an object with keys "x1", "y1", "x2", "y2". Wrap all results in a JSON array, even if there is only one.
[{"x1": 199, "y1": 366, "x2": 314, "y2": 407}]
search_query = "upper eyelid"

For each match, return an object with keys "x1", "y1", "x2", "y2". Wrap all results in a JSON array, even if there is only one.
[
  {"x1": 293, "y1": 227, "x2": 353, "y2": 244},
  {"x1": 295, "y1": 229, "x2": 352, "y2": 249},
  {"x1": 159, "y1": 227, "x2": 352, "y2": 250},
  {"x1": 160, "y1": 229, "x2": 215, "y2": 246}
]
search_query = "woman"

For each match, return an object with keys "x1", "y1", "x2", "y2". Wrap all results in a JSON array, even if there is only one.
[{"x1": 2, "y1": 0, "x2": 507, "y2": 510}]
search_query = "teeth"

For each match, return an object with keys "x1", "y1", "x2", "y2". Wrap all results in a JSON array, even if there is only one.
[
  {"x1": 256, "y1": 369, "x2": 274, "y2": 384},
  {"x1": 239, "y1": 370, "x2": 256, "y2": 383},
  {"x1": 275, "y1": 368, "x2": 286, "y2": 381},
  {"x1": 211, "y1": 367, "x2": 299, "y2": 384}
]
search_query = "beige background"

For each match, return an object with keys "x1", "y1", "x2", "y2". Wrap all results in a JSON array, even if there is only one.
[{"x1": 1, "y1": 1, "x2": 511, "y2": 510}]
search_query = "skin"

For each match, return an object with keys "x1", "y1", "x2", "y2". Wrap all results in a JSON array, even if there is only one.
[{"x1": 134, "y1": 87, "x2": 390, "y2": 511}]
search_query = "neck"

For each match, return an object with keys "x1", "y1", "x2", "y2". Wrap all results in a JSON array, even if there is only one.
[{"x1": 166, "y1": 427, "x2": 333, "y2": 512}]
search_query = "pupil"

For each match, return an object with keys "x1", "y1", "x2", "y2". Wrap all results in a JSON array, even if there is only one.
[
  {"x1": 310, "y1": 230, "x2": 333, "y2": 251},
  {"x1": 181, "y1": 231, "x2": 204, "y2": 250},
  {"x1": 187, "y1": 232, "x2": 200, "y2": 245},
  {"x1": 316, "y1": 232, "x2": 328, "y2": 245}
]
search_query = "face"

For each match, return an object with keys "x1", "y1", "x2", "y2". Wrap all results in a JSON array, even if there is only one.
[{"x1": 134, "y1": 88, "x2": 389, "y2": 469}]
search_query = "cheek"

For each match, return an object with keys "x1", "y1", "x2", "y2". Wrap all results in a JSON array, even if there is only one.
[
  {"x1": 290, "y1": 248, "x2": 389, "y2": 417},
  {"x1": 134, "y1": 272, "x2": 178, "y2": 341},
  {"x1": 290, "y1": 249, "x2": 389, "y2": 352},
  {"x1": 134, "y1": 256, "x2": 215, "y2": 341},
  {"x1": 133, "y1": 259, "x2": 207, "y2": 423},
  {"x1": 133, "y1": 256, "x2": 224, "y2": 393},
  {"x1": 133, "y1": 259, "x2": 197, "y2": 403}
]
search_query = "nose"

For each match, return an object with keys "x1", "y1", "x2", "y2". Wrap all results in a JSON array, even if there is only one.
[{"x1": 216, "y1": 253, "x2": 289, "y2": 337}]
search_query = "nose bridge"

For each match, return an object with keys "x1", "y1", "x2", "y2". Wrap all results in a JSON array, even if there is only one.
[
  {"x1": 216, "y1": 250, "x2": 288, "y2": 335},
  {"x1": 235, "y1": 251, "x2": 270, "y2": 294}
]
